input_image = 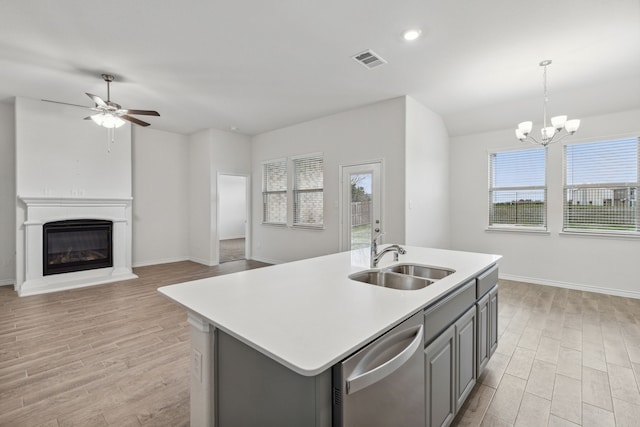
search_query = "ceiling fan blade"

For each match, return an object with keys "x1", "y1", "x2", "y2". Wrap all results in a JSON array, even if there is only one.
[
  {"x1": 86, "y1": 93, "x2": 108, "y2": 108},
  {"x1": 122, "y1": 109, "x2": 160, "y2": 116},
  {"x1": 121, "y1": 114, "x2": 150, "y2": 127},
  {"x1": 42, "y1": 99, "x2": 91, "y2": 109}
]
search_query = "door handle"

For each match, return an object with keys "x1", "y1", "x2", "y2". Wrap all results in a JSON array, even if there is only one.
[{"x1": 346, "y1": 324, "x2": 423, "y2": 395}]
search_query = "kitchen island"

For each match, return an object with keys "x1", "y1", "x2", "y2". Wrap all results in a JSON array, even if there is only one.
[{"x1": 159, "y1": 246, "x2": 501, "y2": 426}]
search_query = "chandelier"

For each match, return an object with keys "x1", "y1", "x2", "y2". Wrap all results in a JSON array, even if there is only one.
[{"x1": 515, "y1": 60, "x2": 580, "y2": 146}]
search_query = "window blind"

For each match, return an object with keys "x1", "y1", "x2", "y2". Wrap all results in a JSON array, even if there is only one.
[
  {"x1": 262, "y1": 159, "x2": 287, "y2": 224},
  {"x1": 293, "y1": 154, "x2": 324, "y2": 227},
  {"x1": 488, "y1": 147, "x2": 546, "y2": 228},
  {"x1": 564, "y1": 137, "x2": 639, "y2": 233}
]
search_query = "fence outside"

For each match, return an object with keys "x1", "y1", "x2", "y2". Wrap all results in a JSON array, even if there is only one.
[{"x1": 351, "y1": 201, "x2": 371, "y2": 227}]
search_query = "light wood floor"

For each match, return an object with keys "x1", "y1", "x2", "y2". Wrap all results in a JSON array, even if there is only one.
[
  {"x1": 1, "y1": 267, "x2": 639, "y2": 426},
  {"x1": 219, "y1": 238, "x2": 246, "y2": 263},
  {"x1": 0, "y1": 260, "x2": 269, "y2": 427},
  {"x1": 453, "y1": 280, "x2": 640, "y2": 427}
]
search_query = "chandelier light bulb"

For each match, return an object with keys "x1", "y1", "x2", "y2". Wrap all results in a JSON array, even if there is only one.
[
  {"x1": 518, "y1": 121, "x2": 533, "y2": 135},
  {"x1": 541, "y1": 126, "x2": 556, "y2": 140},
  {"x1": 565, "y1": 119, "x2": 580, "y2": 133},
  {"x1": 551, "y1": 115, "x2": 567, "y2": 130}
]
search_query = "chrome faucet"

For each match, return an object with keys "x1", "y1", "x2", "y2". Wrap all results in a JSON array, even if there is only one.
[{"x1": 371, "y1": 234, "x2": 406, "y2": 267}]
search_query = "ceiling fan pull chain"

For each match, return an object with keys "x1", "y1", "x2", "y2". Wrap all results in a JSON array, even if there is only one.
[{"x1": 106, "y1": 128, "x2": 114, "y2": 153}]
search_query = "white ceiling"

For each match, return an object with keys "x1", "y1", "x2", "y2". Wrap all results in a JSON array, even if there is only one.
[{"x1": 1, "y1": 0, "x2": 638, "y2": 136}]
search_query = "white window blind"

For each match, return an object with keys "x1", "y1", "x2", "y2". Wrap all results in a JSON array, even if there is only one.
[
  {"x1": 262, "y1": 159, "x2": 287, "y2": 224},
  {"x1": 564, "y1": 137, "x2": 639, "y2": 233},
  {"x1": 293, "y1": 154, "x2": 324, "y2": 227},
  {"x1": 489, "y1": 147, "x2": 546, "y2": 228}
]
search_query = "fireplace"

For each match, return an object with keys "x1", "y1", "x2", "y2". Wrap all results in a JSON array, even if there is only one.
[{"x1": 43, "y1": 219, "x2": 113, "y2": 276}]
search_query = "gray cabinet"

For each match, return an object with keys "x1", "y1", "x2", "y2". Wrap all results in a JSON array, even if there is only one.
[
  {"x1": 489, "y1": 285, "x2": 499, "y2": 356},
  {"x1": 424, "y1": 324, "x2": 455, "y2": 427},
  {"x1": 216, "y1": 330, "x2": 331, "y2": 427},
  {"x1": 455, "y1": 306, "x2": 476, "y2": 410},
  {"x1": 476, "y1": 292, "x2": 490, "y2": 375},
  {"x1": 424, "y1": 266, "x2": 498, "y2": 427}
]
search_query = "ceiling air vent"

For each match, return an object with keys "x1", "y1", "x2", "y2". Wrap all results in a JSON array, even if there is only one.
[{"x1": 351, "y1": 50, "x2": 387, "y2": 69}]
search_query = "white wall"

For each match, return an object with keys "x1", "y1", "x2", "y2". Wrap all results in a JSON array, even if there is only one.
[
  {"x1": 188, "y1": 129, "x2": 251, "y2": 266},
  {"x1": 450, "y1": 108, "x2": 640, "y2": 298},
  {"x1": 218, "y1": 175, "x2": 247, "y2": 240},
  {"x1": 405, "y1": 96, "x2": 450, "y2": 249},
  {"x1": 0, "y1": 101, "x2": 15, "y2": 285},
  {"x1": 132, "y1": 126, "x2": 189, "y2": 266},
  {"x1": 15, "y1": 97, "x2": 131, "y2": 198},
  {"x1": 250, "y1": 97, "x2": 407, "y2": 264},
  {"x1": 188, "y1": 129, "x2": 213, "y2": 265}
]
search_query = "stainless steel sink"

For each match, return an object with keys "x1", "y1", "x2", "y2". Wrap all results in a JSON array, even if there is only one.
[
  {"x1": 348, "y1": 263, "x2": 454, "y2": 290},
  {"x1": 385, "y1": 264, "x2": 454, "y2": 280},
  {"x1": 348, "y1": 270, "x2": 433, "y2": 290}
]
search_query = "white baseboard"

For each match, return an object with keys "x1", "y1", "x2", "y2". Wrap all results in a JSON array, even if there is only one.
[
  {"x1": 0, "y1": 278, "x2": 15, "y2": 287},
  {"x1": 249, "y1": 256, "x2": 283, "y2": 265},
  {"x1": 499, "y1": 273, "x2": 640, "y2": 300},
  {"x1": 133, "y1": 257, "x2": 190, "y2": 268},
  {"x1": 188, "y1": 257, "x2": 218, "y2": 267}
]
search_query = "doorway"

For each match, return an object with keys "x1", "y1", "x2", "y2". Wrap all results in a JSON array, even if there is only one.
[
  {"x1": 218, "y1": 174, "x2": 249, "y2": 263},
  {"x1": 340, "y1": 162, "x2": 382, "y2": 251}
]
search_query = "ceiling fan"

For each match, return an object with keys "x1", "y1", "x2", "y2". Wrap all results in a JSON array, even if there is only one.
[{"x1": 43, "y1": 73, "x2": 160, "y2": 128}]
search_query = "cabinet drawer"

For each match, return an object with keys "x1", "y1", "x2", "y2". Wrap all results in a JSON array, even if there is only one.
[
  {"x1": 424, "y1": 280, "x2": 475, "y2": 346},
  {"x1": 476, "y1": 265, "x2": 498, "y2": 298}
]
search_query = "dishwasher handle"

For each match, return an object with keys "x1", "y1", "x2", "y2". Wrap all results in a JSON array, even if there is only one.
[{"x1": 346, "y1": 324, "x2": 423, "y2": 395}]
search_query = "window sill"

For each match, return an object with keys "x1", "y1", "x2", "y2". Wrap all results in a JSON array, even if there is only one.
[
  {"x1": 559, "y1": 230, "x2": 640, "y2": 240},
  {"x1": 291, "y1": 225, "x2": 325, "y2": 231},
  {"x1": 261, "y1": 222, "x2": 287, "y2": 227},
  {"x1": 485, "y1": 226, "x2": 550, "y2": 235}
]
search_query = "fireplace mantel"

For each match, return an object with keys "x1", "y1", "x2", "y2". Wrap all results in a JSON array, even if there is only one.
[{"x1": 17, "y1": 195, "x2": 137, "y2": 296}]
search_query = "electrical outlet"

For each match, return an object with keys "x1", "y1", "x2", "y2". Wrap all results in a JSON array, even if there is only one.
[{"x1": 192, "y1": 348, "x2": 202, "y2": 382}]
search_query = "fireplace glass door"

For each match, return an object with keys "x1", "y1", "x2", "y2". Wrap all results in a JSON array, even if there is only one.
[{"x1": 43, "y1": 219, "x2": 113, "y2": 276}]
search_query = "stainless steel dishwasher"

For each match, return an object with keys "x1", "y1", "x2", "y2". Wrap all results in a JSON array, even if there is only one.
[{"x1": 332, "y1": 312, "x2": 425, "y2": 426}]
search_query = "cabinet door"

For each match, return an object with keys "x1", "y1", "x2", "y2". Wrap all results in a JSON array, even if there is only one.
[
  {"x1": 425, "y1": 325, "x2": 455, "y2": 427},
  {"x1": 476, "y1": 293, "x2": 490, "y2": 375},
  {"x1": 455, "y1": 306, "x2": 476, "y2": 411},
  {"x1": 489, "y1": 285, "x2": 499, "y2": 356}
]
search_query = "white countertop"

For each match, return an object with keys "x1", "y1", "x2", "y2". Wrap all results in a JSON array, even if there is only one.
[{"x1": 158, "y1": 246, "x2": 501, "y2": 376}]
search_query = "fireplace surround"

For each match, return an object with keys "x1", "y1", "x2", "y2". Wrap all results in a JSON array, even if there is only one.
[{"x1": 17, "y1": 196, "x2": 137, "y2": 296}]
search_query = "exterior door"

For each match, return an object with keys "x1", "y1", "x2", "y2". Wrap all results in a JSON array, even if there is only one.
[{"x1": 341, "y1": 162, "x2": 382, "y2": 251}]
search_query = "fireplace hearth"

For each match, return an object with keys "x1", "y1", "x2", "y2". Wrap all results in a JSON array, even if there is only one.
[{"x1": 43, "y1": 219, "x2": 113, "y2": 276}]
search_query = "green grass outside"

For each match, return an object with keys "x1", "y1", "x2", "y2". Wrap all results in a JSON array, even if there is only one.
[
  {"x1": 351, "y1": 224, "x2": 372, "y2": 249},
  {"x1": 492, "y1": 203, "x2": 637, "y2": 230}
]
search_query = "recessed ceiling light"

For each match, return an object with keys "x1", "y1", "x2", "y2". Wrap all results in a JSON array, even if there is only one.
[{"x1": 402, "y1": 29, "x2": 422, "y2": 41}]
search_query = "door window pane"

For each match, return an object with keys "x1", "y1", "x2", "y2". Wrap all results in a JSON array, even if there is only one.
[{"x1": 350, "y1": 173, "x2": 372, "y2": 249}]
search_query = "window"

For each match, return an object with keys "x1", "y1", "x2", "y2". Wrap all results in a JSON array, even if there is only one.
[
  {"x1": 488, "y1": 147, "x2": 547, "y2": 228},
  {"x1": 262, "y1": 159, "x2": 287, "y2": 224},
  {"x1": 261, "y1": 154, "x2": 324, "y2": 228},
  {"x1": 293, "y1": 154, "x2": 324, "y2": 227},
  {"x1": 563, "y1": 137, "x2": 639, "y2": 234}
]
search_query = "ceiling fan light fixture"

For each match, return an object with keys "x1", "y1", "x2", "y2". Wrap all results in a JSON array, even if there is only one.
[{"x1": 91, "y1": 112, "x2": 125, "y2": 128}]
